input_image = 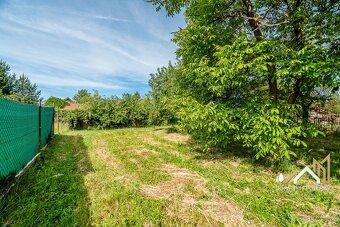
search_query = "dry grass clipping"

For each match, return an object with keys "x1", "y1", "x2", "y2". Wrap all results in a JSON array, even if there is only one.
[
  {"x1": 131, "y1": 148, "x2": 157, "y2": 157},
  {"x1": 164, "y1": 133, "x2": 190, "y2": 144},
  {"x1": 141, "y1": 164, "x2": 251, "y2": 226}
]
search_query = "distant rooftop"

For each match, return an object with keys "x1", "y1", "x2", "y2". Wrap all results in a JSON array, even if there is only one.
[
  {"x1": 61, "y1": 103, "x2": 81, "y2": 110},
  {"x1": 64, "y1": 97, "x2": 74, "y2": 103}
]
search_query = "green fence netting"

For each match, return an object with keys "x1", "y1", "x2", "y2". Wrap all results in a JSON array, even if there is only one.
[
  {"x1": 0, "y1": 98, "x2": 54, "y2": 185},
  {"x1": 41, "y1": 107, "x2": 54, "y2": 147}
]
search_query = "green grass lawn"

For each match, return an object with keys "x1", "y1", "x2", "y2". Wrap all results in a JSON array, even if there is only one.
[{"x1": 0, "y1": 127, "x2": 339, "y2": 226}]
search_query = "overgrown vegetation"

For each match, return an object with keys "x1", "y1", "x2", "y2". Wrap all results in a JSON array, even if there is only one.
[
  {"x1": 324, "y1": 93, "x2": 340, "y2": 114},
  {"x1": 1, "y1": 128, "x2": 338, "y2": 226},
  {"x1": 43, "y1": 96, "x2": 69, "y2": 109},
  {"x1": 63, "y1": 90, "x2": 174, "y2": 129},
  {"x1": 148, "y1": 0, "x2": 339, "y2": 161}
]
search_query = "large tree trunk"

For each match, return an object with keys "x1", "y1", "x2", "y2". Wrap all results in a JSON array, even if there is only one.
[
  {"x1": 288, "y1": 5, "x2": 304, "y2": 105},
  {"x1": 242, "y1": 0, "x2": 278, "y2": 103},
  {"x1": 302, "y1": 102, "x2": 311, "y2": 124},
  {"x1": 288, "y1": 78, "x2": 301, "y2": 104},
  {"x1": 287, "y1": 0, "x2": 311, "y2": 123}
]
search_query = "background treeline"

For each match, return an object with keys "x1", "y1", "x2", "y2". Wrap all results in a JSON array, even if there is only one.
[
  {"x1": 50, "y1": 89, "x2": 175, "y2": 129},
  {"x1": 0, "y1": 61, "x2": 40, "y2": 104}
]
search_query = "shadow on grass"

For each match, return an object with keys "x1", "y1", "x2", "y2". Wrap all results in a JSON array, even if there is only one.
[
  {"x1": 191, "y1": 142, "x2": 271, "y2": 168},
  {"x1": 297, "y1": 134, "x2": 340, "y2": 180},
  {"x1": 0, "y1": 134, "x2": 93, "y2": 227},
  {"x1": 152, "y1": 126, "x2": 179, "y2": 134},
  {"x1": 153, "y1": 127, "x2": 338, "y2": 178},
  {"x1": 192, "y1": 133, "x2": 339, "y2": 176},
  {"x1": 152, "y1": 127, "x2": 265, "y2": 168}
]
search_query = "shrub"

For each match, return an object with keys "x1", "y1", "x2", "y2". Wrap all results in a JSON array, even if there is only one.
[{"x1": 63, "y1": 92, "x2": 165, "y2": 129}]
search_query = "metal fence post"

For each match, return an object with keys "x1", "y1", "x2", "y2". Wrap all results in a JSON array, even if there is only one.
[
  {"x1": 52, "y1": 104, "x2": 55, "y2": 137},
  {"x1": 57, "y1": 108, "x2": 59, "y2": 134},
  {"x1": 38, "y1": 100, "x2": 42, "y2": 149}
]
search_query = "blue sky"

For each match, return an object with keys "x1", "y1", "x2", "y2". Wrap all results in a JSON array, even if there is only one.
[{"x1": 0, "y1": 0, "x2": 185, "y2": 99}]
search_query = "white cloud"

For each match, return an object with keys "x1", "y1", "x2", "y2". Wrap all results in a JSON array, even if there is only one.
[
  {"x1": 94, "y1": 15, "x2": 129, "y2": 22},
  {"x1": 29, "y1": 73, "x2": 125, "y2": 90},
  {"x1": 0, "y1": 0, "x2": 185, "y2": 97}
]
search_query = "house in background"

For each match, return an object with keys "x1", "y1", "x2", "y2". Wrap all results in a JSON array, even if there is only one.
[
  {"x1": 61, "y1": 97, "x2": 81, "y2": 110},
  {"x1": 64, "y1": 97, "x2": 74, "y2": 103}
]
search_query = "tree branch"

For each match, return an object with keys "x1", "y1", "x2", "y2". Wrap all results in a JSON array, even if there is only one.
[{"x1": 212, "y1": 12, "x2": 289, "y2": 28}]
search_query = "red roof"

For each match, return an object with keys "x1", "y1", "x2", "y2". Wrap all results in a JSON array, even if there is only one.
[
  {"x1": 62, "y1": 103, "x2": 81, "y2": 110},
  {"x1": 64, "y1": 97, "x2": 74, "y2": 102}
]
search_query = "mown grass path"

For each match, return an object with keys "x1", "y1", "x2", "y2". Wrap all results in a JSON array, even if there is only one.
[{"x1": 1, "y1": 127, "x2": 339, "y2": 226}]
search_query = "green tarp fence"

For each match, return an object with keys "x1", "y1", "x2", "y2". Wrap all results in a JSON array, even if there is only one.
[
  {"x1": 0, "y1": 98, "x2": 54, "y2": 185},
  {"x1": 41, "y1": 107, "x2": 54, "y2": 147}
]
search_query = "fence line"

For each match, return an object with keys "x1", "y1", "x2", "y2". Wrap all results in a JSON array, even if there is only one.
[
  {"x1": 0, "y1": 98, "x2": 54, "y2": 186},
  {"x1": 310, "y1": 111, "x2": 340, "y2": 132}
]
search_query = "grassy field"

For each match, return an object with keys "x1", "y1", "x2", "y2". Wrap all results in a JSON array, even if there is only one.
[{"x1": 0, "y1": 127, "x2": 339, "y2": 226}]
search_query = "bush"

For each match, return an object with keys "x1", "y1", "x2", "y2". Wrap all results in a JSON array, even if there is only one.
[
  {"x1": 177, "y1": 97, "x2": 324, "y2": 160},
  {"x1": 63, "y1": 92, "x2": 166, "y2": 129}
]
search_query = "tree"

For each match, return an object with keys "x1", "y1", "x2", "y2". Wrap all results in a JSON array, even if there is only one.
[
  {"x1": 10, "y1": 74, "x2": 41, "y2": 104},
  {"x1": 0, "y1": 61, "x2": 42, "y2": 104},
  {"x1": 44, "y1": 96, "x2": 69, "y2": 109},
  {"x1": 64, "y1": 90, "x2": 160, "y2": 129},
  {"x1": 324, "y1": 93, "x2": 340, "y2": 114},
  {"x1": 121, "y1": 92, "x2": 149, "y2": 127},
  {"x1": 150, "y1": 0, "x2": 339, "y2": 160},
  {"x1": 148, "y1": 62, "x2": 178, "y2": 124},
  {"x1": 73, "y1": 89, "x2": 91, "y2": 103},
  {"x1": 0, "y1": 61, "x2": 14, "y2": 96}
]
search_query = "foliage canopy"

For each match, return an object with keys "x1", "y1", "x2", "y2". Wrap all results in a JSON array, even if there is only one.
[
  {"x1": 0, "y1": 61, "x2": 41, "y2": 104},
  {"x1": 63, "y1": 90, "x2": 171, "y2": 129},
  {"x1": 44, "y1": 97, "x2": 69, "y2": 109},
  {"x1": 149, "y1": 0, "x2": 339, "y2": 160}
]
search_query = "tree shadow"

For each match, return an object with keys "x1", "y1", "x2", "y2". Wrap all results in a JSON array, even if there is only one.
[
  {"x1": 0, "y1": 135, "x2": 93, "y2": 226},
  {"x1": 191, "y1": 142, "x2": 269, "y2": 167},
  {"x1": 152, "y1": 126, "x2": 179, "y2": 133},
  {"x1": 297, "y1": 135, "x2": 340, "y2": 180},
  {"x1": 153, "y1": 127, "x2": 338, "y2": 177},
  {"x1": 152, "y1": 127, "x2": 270, "y2": 169},
  {"x1": 191, "y1": 134, "x2": 339, "y2": 176}
]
